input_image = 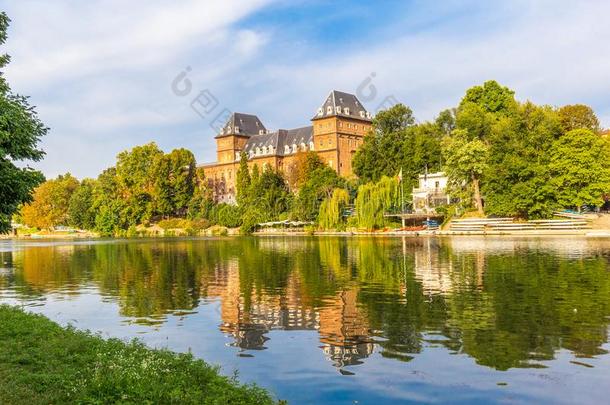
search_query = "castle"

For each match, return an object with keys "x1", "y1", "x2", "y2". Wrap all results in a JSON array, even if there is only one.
[{"x1": 201, "y1": 90, "x2": 373, "y2": 202}]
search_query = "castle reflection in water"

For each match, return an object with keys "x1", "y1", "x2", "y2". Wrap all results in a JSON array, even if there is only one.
[{"x1": 2, "y1": 236, "x2": 610, "y2": 373}]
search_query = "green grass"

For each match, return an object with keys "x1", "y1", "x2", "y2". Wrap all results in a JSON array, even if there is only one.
[{"x1": 0, "y1": 305, "x2": 278, "y2": 404}]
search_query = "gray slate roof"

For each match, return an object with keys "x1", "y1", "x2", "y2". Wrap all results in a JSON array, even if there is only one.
[
  {"x1": 243, "y1": 126, "x2": 313, "y2": 157},
  {"x1": 312, "y1": 90, "x2": 372, "y2": 122},
  {"x1": 216, "y1": 113, "x2": 266, "y2": 138}
]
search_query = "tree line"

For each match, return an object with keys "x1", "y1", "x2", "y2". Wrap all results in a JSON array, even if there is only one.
[{"x1": 13, "y1": 81, "x2": 610, "y2": 234}]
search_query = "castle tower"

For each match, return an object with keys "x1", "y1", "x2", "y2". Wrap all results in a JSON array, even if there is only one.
[
  {"x1": 215, "y1": 113, "x2": 266, "y2": 163},
  {"x1": 311, "y1": 91, "x2": 372, "y2": 177}
]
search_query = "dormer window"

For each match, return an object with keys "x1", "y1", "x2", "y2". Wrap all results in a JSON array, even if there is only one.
[
  {"x1": 309, "y1": 141, "x2": 314, "y2": 150},
  {"x1": 284, "y1": 145, "x2": 290, "y2": 154},
  {"x1": 268, "y1": 145, "x2": 274, "y2": 154},
  {"x1": 262, "y1": 146, "x2": 267, "y2": 154},
  {"x1": 317, "y1": 108, "x2": 323, "y2": 117},
  {"x1": 227, "y1": 126, "x2": 232, "y2": 132},
  {"x1": 359, "y1": 111, "x2": 365, "y2": 118},
  {"x1": 335, "y1": 106, "x2": 342, "y2": 114},
  {"x1": 235, "y1": 126, "x2": 240, "y2": 133},
  {"x1": 256, "y1": 147, "x2": 261, "y2": 155},
  {"x1": 300, "y1": 142, "x2": 306, "y2": 151},
  {"x1": 327, "y1": 106, "x2": 333, "y2": 114},
  {"x1": 292, "y1": 143, "x2": 297, "y2": 153},
  {"x1": 259, "y1": 129, "x2": 265, "y2": 135},
  {"x1": 366, "y1": 112, "x2": 372, "y2": 119},
  {"x1": 344, "y1": 107, "x2": 350, "y2": 115}
]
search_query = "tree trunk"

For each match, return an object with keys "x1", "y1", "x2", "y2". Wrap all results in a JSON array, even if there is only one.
[{"x1": 472, "y1": 174, "x2": 484, "y2": 215}]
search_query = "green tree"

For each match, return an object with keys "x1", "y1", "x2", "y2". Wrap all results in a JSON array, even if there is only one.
[
  {"x1": 0, "y1": 12, "x2": 46, "y2": 233},
  {"x1": 68, "y1": 179, "x2": 97, "y2": 230},
  {"x1": 235, "y1": 152, "x2": 250, "y2": 204},
  {"x1": 549, "y1": 129, "x2": 610, "y2": 210},
  {"x1": 153, "y1": 148, "x2": 196, "y2": 217},
  {"x1": 442, "y1": 130, "x2": 489, "y2": 214},
  {"x1": 558, "y1": 104, "x2": 600, "y2": 133},
  {"x1": 21, "y1": 174, "x2": 79, "y2": 229},
  {"x1": 318, "y1": 188, "x2": 350, "y2": 230},
  {"x1": 355, "y1": 176, "x2": 400, "y2": 229},
  {"x1": 352, "y1": 104, "x2": 416, "y2": 182},
  {"x1": 114, "y1": 143, "x2": 163, "y2": 225},
  {"x1": 291, "y1": 163, "x2": 344, "y2": 221},
  {"x1": 483, "y1": 102, "x2": 563, "y2": 218}
]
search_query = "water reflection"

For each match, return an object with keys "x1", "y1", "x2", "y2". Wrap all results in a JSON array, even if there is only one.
[{"x1": 1, "y1": 236, "x2": 610, "y2": 374}]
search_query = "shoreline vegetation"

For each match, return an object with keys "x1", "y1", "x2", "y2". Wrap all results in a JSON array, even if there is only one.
[
  {"x1": 0, "y1": 305, "x2": 278, "y2": 404},
  {"x1": 11, "y1": 82, "x2": 610, "y2": 239}
]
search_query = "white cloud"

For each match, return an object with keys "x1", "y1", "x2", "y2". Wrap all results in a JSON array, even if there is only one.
[{"x1": 2, "y1": 0, "x2": 609, "y2": 178}]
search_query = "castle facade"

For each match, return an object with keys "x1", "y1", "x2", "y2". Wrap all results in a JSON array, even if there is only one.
[{"x1": 201, "y1": 90, "x2": 372, "y2": 202}]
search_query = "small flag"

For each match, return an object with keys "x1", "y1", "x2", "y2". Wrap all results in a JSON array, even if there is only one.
[{"x1": 398, "y1": 168, "x2": 403, "y2": 182}]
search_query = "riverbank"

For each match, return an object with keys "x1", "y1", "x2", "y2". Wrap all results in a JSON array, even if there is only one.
[{"x1": 0, "y1": 305, "x2": 276, "y2": 404}]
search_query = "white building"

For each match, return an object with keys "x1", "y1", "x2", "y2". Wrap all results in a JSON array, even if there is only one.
[{"x1": 412, "y1": 172, "x2": 451, "y2": 214}]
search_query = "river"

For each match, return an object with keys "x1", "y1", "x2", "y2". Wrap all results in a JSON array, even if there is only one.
[{"x1": 1, "y1": 236, "x2": 610, "y2": 404}]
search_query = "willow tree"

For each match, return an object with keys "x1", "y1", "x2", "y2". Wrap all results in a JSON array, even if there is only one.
[
  {"x1": 318, "y1": 188, "x2": 349, "y2": 230},
  {"x1": 355, "y1": 176, "x2": 399, "y2": 230}
]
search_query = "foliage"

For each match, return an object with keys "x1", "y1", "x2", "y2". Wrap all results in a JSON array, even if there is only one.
[
  {"x1": 239, "y1": 166, "x2": 292, "y2": 232},
  {"x1": 0, "y1": 12, "x2": 46, "y2": 233},
  {"x1": 212, "y1": 204, "x2": 242, "y2": 228},
  {"x1": 355, "y1": 176, "x2": 400, "y2": 229},
  {"x1": 21, "y1": 174, "x2": 79, "y2": 229},
  {"x1": 235, "y1": 151, "x2": 250, "y2": 204},
  {"x1": 352, "y1": 104, "x2": 444, "y2": 198},
  {"x1": 482, "y1": 102, "x2": 563, "y2": 218},
  {"x1": 285, "y1": 151, "x2": 327, "y2": 190},
  {"x1": 153, "y1": 148, "x2": 196, "y2": 217},
  {"x1": 291, "y1": 164, "x2": 343, "y2": 221},
  {"x1": 68, "y1": 179, "x2": 97, "y2": 230},
  {"x1": 558, "y1": 104, "x2": 600, "y2": 133},
  {"x1": 549, "y1": 129, "x2": 610, "y2": 209},
  {"x1": 0, "y1": 305, "x2": 275, "y2": 404},
  {"x1": 318, "y1": 188, "x2": 350, "y2": 230},
  {"x1": 442, "y1": 130, "x2": 488, "y2": 214}
]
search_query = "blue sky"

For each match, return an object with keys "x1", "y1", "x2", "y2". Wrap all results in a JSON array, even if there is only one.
[{"x1": 2, "y1": 0, "x2": 609, "y2": 178}]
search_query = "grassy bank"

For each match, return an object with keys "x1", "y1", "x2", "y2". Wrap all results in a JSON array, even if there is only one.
[{"x1": 0, "y1": 305, "x2": 277, "y2": 404}]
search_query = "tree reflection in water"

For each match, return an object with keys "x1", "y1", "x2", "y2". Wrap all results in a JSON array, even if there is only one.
[{"x1": 2, "y1": 236, "x2": 610, "y2": 373}]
